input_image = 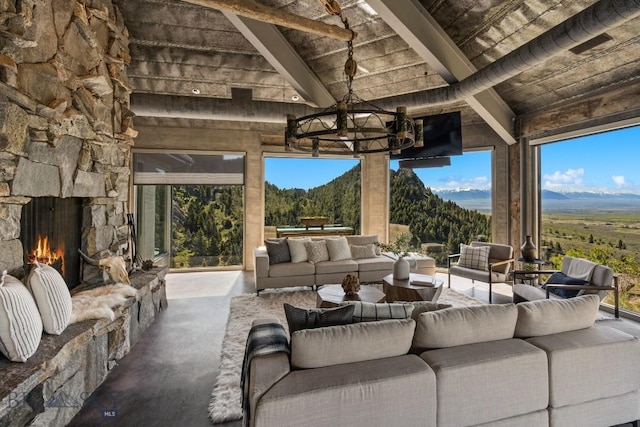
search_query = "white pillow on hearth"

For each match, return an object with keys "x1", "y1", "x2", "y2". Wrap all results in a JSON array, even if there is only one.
[
  {"x1": 0, "y1": 271, "x2": 43, "y2": 362},
  {"x1": 27, "y1": 263, "x2": 72, "y2": 335}
]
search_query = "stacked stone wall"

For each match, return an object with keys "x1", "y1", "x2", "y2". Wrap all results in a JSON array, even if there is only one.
[{"x1": 0, "y1": 0, "x2": 135, "y2": 277}]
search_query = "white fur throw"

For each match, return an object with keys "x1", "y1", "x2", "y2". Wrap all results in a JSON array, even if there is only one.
[{"x1": 70, "y1": 283, "x2": 139, "y2": 324}]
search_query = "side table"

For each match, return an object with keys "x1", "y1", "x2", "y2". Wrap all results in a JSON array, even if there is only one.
[
  {"x1": 513, "y1": 258, "x2": 548, "y2": 285},
  {"x1": 381, "y1": 273, "x2": 444, "y2": 302}
]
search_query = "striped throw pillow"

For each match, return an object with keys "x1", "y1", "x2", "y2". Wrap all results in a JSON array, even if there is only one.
[
  {"x1": 344, "y1": 301, "x2": 414, "y2": 322},
  {"x1": 27, "y1": 263, "x2": 72, "y2": 335},
  {"x1": 0, "y1": 271, "x2": 43, "y2": 362}
]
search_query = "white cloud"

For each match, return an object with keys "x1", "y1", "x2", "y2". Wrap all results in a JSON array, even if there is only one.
[
  {"x1": 543, "y1": 168, "x2": 584, "y2": 190},
  {"x1": 612, "y1": 175, "x2": 626, "y2": 188}
]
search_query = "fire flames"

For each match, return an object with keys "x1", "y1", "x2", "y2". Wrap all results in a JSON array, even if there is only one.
[{"x1": 27, "y1": 236, "x2": 64, "y2": 273}]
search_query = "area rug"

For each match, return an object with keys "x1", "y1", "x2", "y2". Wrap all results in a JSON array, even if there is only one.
[{"x1": 207, "y1": 286, "x2": 483, "y2": 423}]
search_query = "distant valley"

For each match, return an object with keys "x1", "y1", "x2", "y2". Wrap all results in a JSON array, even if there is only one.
[{"x1": 435, "y1": 189, "x2": 640, "y2": 212}]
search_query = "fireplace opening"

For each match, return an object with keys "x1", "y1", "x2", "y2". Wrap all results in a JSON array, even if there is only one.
[{"x1": 20, "y1": 197, "x2": 83, "y2": 289}]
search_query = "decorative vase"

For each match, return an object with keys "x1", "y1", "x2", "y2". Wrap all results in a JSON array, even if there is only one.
[
  {"x1": 520, "y1": 235, "x2": 537, "y2": 262},
  {"x1": 393, "y1": 257, "x2": 410, "y2": 280}
]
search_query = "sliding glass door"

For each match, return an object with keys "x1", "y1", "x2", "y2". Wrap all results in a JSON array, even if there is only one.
[{"x1": 133, "y1": 152, "x2": 245, "y2": 270}]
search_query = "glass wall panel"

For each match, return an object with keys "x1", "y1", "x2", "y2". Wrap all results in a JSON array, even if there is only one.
[
  {"x1": 133, "y1": 152, "x2": 245, "y2": 270},
  {"x1": 389, "y1": 151, "x2": 492, "y2": 266},
  {"x1": 540, "y1": 127, "x2": 640, "y2": 317},
  {"x1": 264, "y1": 158, "x2": 361, "y2": 239}
]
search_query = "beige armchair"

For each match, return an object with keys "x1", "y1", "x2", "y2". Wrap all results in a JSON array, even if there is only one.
[
  {"x1": 447, "y1": 242, "x2": 515, "y2": 303},
  {"x1": 512, "y1": 256, "x2": 619, "y2": 318}
]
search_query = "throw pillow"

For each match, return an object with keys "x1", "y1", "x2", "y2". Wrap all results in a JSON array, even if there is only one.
[
  {"x1": 325, "y1": 236, "x2": 351, "y2": 261},
  {"x1": 350, "y1": 243, "x2": 377, "y2": 259},
  {"x1": 0, "y1": 271, "x2": 43, "y2": 362},
  {"x1": 343, "y1": 301, "x2": 414, "y2": 322},
  {"x1": 283, "y1": 303, "x2": 355, "y2": 334},
  {"x1": 346, "y1": 235, "x2": 381, "y2": 255},
  {"x1": 304, "y1": 240, "x2": 329, "y2": 264},
  {"x1": 406, "y1": 300, "x2": 452, "y2": 321},
  {"x1": 287, "y1": 237, "x2": 311, "y2": 263},
  {"x1": 543, "y1": 271, "x2": 586, "y2": 298},
  {"x1": 265, "y1": 238, "x2": 291, "y2": 265},
  {"x1": 458, "y1": 244, "x2": 490, "y2": 271},
  {"x1": 27, "y1": 263, "x2": 73, "y2": 335}
]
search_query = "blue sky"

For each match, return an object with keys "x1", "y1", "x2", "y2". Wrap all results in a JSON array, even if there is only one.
[{"x1": 265, "y1": 125, "x2": 639, "y2": 194}]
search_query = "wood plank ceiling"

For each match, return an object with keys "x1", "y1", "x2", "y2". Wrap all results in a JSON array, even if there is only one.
[{"x1": 116, "y1": 0, "x2": 640, "y2": 144}]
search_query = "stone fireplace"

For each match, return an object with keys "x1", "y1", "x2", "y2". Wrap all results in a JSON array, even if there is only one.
[
  {"x1": 0, "y1": 4, "x2": 169, "y2": 426},
  {"x1": 0, "y1": 0, "x2": 136, "y2": 278},
  {"x1": 20, "y1": 197, "x2": 83, "y2": 288}
]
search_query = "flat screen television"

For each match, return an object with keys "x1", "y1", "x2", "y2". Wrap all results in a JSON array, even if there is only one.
[{"x1": 391, "y1": 111, "x2": 462, "y2": 159}]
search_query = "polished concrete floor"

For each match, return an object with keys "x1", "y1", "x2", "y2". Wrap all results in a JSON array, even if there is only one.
[{"x1": 68, "y1": 270, "x2": 640, "y2": 427}]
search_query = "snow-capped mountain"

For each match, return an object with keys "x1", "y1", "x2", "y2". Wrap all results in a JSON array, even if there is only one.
[{"x1": 433, "y1": 188, "x2": 640, "y2": 212}]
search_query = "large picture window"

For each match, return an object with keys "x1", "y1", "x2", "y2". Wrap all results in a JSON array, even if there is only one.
[
  {"x1": 540, "y1": 126, "x2": 640, "y2": 318},
  {"x1": 133, "y1": 152, "x2": 244, "y2": 269},
  {"x1": 389, "y1": 151, "x2": 492, "y2": 266},
  {"x1": 263, "y1": 157, "x2": 361, "y2": 239}
]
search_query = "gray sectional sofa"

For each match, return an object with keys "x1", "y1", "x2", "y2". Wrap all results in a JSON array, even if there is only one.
[
  {"x1": 254, "y1": 235, "x2": 394, "y2": 294},
  {"x1": 245, "y1": 295, "x2": 640, "y2": 427}
]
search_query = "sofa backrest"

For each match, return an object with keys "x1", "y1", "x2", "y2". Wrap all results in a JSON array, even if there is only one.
[
  {"x1": 514, "y1": 294, "x2": 600, "y2": 338},
  {"x1": 289, "y1": 318, "x2": 415, "y2": 369},
  {"x1": 470, "y1": 241, "x2": 513, "y2": 274},
  {"x1": 412, "y1": 304, "x2": 518, "y2": 352}
]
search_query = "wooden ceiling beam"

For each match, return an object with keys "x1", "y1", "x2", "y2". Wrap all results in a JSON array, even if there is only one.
[{"x1": 180, "y1": 0, "x2": 355, "y2": 41}]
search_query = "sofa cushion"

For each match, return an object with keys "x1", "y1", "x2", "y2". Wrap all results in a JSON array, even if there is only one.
[
  {"x1": 514, "y1": 294, "x2": 599, "y2": 338},
  {"x1": 0, "y1": 272, "x2": 43, "y2": 362},
  {"x1": 265, "y1": 238, "x2": 291, "y2": 265},
  {"x1": 290, "y1": 319, "x2": 415, "y2": 369},
  {"x1": 543, "y1": 271, "x2": 586, "y2": 298},
  {"x1": 304, "y1": 240, "x2": 329, "y2": 264},
  {"x1": 325, "y1": 236, "x2": 352, "y2": 261},
  {"x1": 287, "y1": 237, "x2": 311, "y2": 263},
  {"x1": 284, "y1": 303, "x2": 354, "y2": 334},
  {"x1": 314, "y1": 259, "x2": 358, "y2": 275},
  {"x1": 526, "y1": 325, "x2": 640, "y2": 408},
  {"x1": 458, "y1": 243, "x2": 489, "y2": 271},
  {"x1": 342, "y1": 301, "x2": 414, "y2": 322},
  {"x1": 268, "y1": 262, "x2": 314, "y2": 278},
  {"x1": 353, "y1": 255, "x2": 393, "y2": 272},
  {"x1": 413, "y1": 303, "x2": 517, "y2": 350},
  {"x1": 420, "y1": 339, "x2": 548, "y2": 426},
  {"x1": 346, "y1": 235, "x2": 381, "y2": 255},
  {"x1": 350, "y1": 243, "x2": 377, "y2": 259},
  {"x1": 27, "y1": 262, "x2": 72, "y2": 335},
  {"x1": 257, "y1": 355, "x2": 436, "y2": 427}
]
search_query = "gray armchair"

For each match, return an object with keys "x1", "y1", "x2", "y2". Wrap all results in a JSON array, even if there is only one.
[
  {"x1": 512, "y1": 256, "x2": 619, "y2": 318},
  {"x1": 447, "y1": 242, "x2": 515, "y2": 303}
]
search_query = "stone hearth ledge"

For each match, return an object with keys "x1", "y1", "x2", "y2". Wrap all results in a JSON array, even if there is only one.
[{"x1": 0, "y1": 267, "x2": 168, "y2": 427}]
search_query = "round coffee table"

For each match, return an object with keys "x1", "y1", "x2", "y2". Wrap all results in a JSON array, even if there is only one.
[
  {"x1": 382, "y1": 273, "x2": 444, "y2": 302},
  {"x1": 316, "y1": 284, "x2": 385, "y2": 308}
]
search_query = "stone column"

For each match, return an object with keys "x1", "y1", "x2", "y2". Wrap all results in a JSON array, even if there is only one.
[{"x1": 360, "y1": 153, "x2": 389, "y2": 242}]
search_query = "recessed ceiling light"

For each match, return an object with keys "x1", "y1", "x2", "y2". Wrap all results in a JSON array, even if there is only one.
[
  {"x1": 192, "y1": 88, "x2": 201, "y2": 95},
  {"x1": 292, "y1": 95, "x2": 300, "y2": 101}
]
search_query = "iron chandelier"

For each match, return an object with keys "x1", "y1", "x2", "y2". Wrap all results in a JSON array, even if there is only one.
[{"x1": 284, "y1": 1, "x2": 422, "y2": 157}]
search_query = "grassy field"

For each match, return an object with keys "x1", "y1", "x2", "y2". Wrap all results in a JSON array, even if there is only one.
[{"x1": 542, "y1": 212, "x2": 640, "y2": 314}]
